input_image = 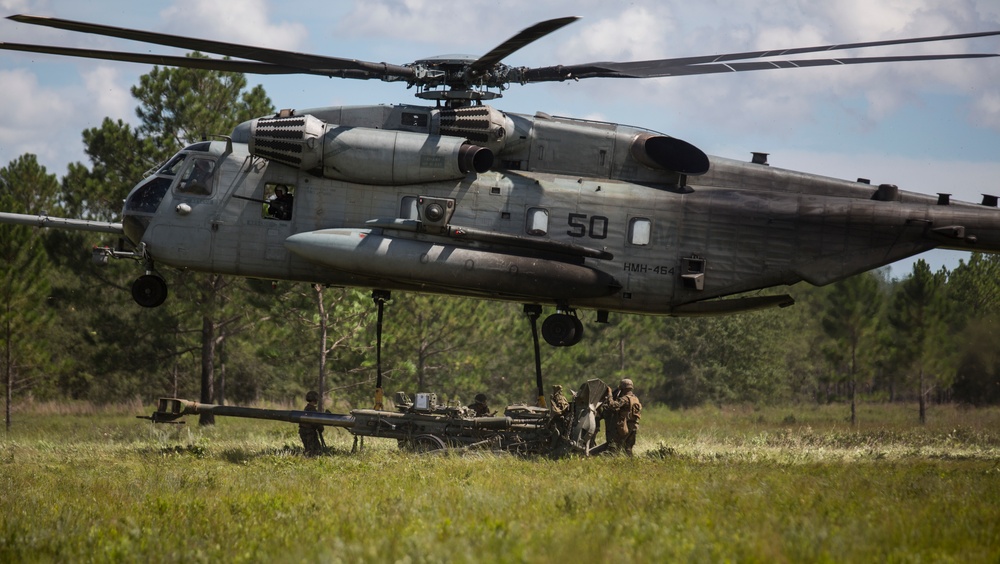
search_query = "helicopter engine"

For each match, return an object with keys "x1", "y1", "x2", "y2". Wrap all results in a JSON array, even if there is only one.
[
  {"x1": 629, "y1": 132, "x2": 710, "y2": 176},
  {"x1": 249, "y1": 114, "x2": 493, "y2": 185}
]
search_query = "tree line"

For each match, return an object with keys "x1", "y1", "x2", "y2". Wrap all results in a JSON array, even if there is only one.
[{"x1": 3, "y1": 64, "x2": 999, "y2": 429}]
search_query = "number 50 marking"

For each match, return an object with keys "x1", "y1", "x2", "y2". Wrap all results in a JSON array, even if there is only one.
[{"x1": 567, "y1": 213, "x2": 609, "y2": 239}]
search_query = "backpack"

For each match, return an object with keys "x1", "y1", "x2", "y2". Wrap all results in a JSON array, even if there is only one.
[{"x1": 628, "y1": 395, "x2": 642, "y2": 422}]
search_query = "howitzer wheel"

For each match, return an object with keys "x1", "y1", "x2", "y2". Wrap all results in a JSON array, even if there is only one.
[{"x1": 410, "y1": 434, "x2": 448, "y2": 452}]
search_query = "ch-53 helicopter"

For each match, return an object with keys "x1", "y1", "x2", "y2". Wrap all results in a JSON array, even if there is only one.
[{"x1": 2, "y1": 15, "x2": 1000, "y2": 366}]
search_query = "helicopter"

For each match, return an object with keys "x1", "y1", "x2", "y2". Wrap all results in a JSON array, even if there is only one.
[{"x1": 2, "y1": 14, "x2": 1000, "y2": 387}]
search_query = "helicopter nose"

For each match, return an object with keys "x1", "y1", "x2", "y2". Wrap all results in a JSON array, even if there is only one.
[
  {"x1": 122, "y1": 176, "x2": 172, "y2": 244},
  {"x1": 122, "y1": 213, "x2": 152, "y2": 245}
]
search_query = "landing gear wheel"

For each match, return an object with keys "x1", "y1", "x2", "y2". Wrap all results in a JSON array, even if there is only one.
[
  {"x1": 131, "y1": 274, "x2": 168, "y2": 308},
  {"x1": 541, "y1": 313, "x2": 584, "y2": 347}
]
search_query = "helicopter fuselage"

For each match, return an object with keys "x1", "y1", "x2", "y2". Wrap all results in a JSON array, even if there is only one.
[{"x1": 120, "y1": 103, "x2": 1000, "y2": 318}]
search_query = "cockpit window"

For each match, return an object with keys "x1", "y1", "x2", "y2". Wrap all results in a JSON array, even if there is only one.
[
  {"x1": 124, "y1": 177, "x2": 171, "y2": 213},
  {"x1": 176, "y1": 157, "x2": 216, "y2": 196},
  {"x1": 185, "y1": 141, "x2": 212, "y2": 152},
  {"x1": 157, "y1": 154, "x2": 186, "y2": 176}
]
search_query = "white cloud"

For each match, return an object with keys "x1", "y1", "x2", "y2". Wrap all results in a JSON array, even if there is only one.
[
  {"x1": 0, "y1": 68, "x2": 75, "y2": 167},
  {"x1": 555, "y1": 7, "x2": 676, "y2": 62},
  {"x1": 81, "y1": 65, "x2": 133, "y2": 123},
  {"x1": 336, "y1": 0, "x2": 587, "y2": 49},
  {"x1": 973, "y1": 91, "x2": 1000, "y2": 128},
  {"x1": 338, "y1": 0, "x2": 496, "y2": 45},
  {"x1": 0, "y1": 0, "x2": 32, "y2": 11},
  {"x1": 160, "y1": 0, "x2": 308, "y2": 50}
]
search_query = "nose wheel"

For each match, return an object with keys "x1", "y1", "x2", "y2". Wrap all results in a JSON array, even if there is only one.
[{"x1": 131, "y1": 274, "x2": 167, "y2": 308}]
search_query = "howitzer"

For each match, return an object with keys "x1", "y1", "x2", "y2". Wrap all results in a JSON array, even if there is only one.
[{"x1": 142, "y1": 380, "x2": 612, "y2": 455}]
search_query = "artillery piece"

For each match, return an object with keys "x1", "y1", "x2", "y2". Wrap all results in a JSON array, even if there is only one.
[{"x1": 143, "y1": 379, "x2": 612, "y2": 456}]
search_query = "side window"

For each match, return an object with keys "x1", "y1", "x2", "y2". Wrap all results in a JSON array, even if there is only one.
[
  {"x1": 263, "y1": 183, "x2": 295, "y2": 221},
  {"x1": 176, "y1": 157, "x2": 216, "y2": 196},
  {"x1": 526, "y1": 207, "x2": 549, "y2": 236},
  {"x1": 400, "y1": 196, "x2": 419, "y2": 220},
  {"x1": 628, "y1": 218, "x2": 652, "y2": 246}
]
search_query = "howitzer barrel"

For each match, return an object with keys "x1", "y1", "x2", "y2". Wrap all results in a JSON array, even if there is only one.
[
  {"x1": 150, "y1": 398, "x2": 355, "y2": 428},
  {"x1": 471, "y1": 416, "x2": 512, "y2": 430},
  {"x1": 348, "y1": 409, "x2": 514, "y2": 435}
]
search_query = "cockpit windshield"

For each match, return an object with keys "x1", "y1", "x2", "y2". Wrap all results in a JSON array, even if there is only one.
[
  {"x1": 157, "y1": 154, "x2": 187, "y2": 176},
  {"x1": 175, "y1": 157, "x2": 216, "y2": 196},
  {"x1": 156, "y1": 142, "x2": 214, "y2": 176}
]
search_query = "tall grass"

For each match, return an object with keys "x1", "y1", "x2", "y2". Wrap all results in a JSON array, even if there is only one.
[{"x1": 2, "y1": 402, "x2": 998, "y2": 562}]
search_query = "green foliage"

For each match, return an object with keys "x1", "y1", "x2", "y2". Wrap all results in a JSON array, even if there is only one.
[
  {"x1": 946, "y1": 255, "x2": 1000, "y2": 406},
  {"x1": 821, "y1": 272, "x2": 884, "y2": 371},
  {"x1": 945, "y1": 253, "x2": 1000, "y2": 319},
  {"x1": 132, "y1": 54, "x2": 272, "y2": 149},
  {"x1": 658, "y1": 310, "x2": 789, "y2": 407},
  {"x1": 1, "y1": 156, "x2": 60, "y2": 419},
  {"x1": 951, "y1": 316, "x2": 1000, "y2": 405}
]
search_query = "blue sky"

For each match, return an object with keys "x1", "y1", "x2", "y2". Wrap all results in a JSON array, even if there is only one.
[{"x1": 1, "y1": 0, "x2": 999, "y2": 277}]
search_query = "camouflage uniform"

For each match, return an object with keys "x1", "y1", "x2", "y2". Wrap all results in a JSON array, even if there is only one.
[
  {"x1": 550, "y1": 385, "x2": 571, "y2": 438},
  {"x1": 468, "y1": 393, "x2": 491, "y2": 417},
  {"x1": 604, "y1": 379, "x2": 642, "y2": 456},
  {"x1": 299, "y1": 391, "x2": 324, "y2": 456}
]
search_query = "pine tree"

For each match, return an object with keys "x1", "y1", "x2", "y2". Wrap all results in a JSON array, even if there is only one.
[
  {"x1": 0, "y1": 156, "x2": 59, "y2": 429},
  {"x1": 887, "y1": 260, "x2": 949, "y2": 423},
  {"x1": 821, "y1": 272, "x2": 884, "y2": 425}
]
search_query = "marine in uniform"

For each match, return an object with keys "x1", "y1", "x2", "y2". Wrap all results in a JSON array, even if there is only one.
[
  {"x1": 299, "y1": 390, "x2": 324, "y2": 456},
  {"x1": 604, "y1": 379, "x2": 642, "y2": 456},
  {"x1": 550, "y1": 384, "x2": 571, "y2": 438},
  {"x1": 468, "y1": 393, "x2": 492, "y2": 417}
]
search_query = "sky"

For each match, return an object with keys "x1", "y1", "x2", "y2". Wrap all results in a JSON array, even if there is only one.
[{"x1": 1, "y1": 0, "x2": 999, "y2": 278}]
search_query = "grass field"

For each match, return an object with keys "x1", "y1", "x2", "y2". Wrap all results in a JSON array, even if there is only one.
[{"x1": 2, "y1": 401, "x2": 998, "y2": 562}]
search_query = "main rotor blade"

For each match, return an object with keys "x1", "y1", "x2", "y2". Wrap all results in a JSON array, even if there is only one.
[
  {"x1": 0, "y1": 43, "x2": 324, "y2": 75},
  {"x1": 663, "y1": 29, "x2": 1000, "y2": 66},
  {"x1": 6, "y1": 14, "x2": 415, "y2": 79},
  {"x1": 469, "y1": 16, "x2": 579, "y2": 75},
  {"x1": 523, "y1": 29, "x2": 1000, "y2": 82},
  {"x1": 527, "y1": 52, "x2": 999, "y2": 81}
]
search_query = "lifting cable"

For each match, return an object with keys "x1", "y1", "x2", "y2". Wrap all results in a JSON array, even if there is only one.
[
  {"x1": 524, "y1": 304, "x2": 546, "y2": 408},
  {"x1": 372, "y1": 290, "x2": 391, "y2": 410}
]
